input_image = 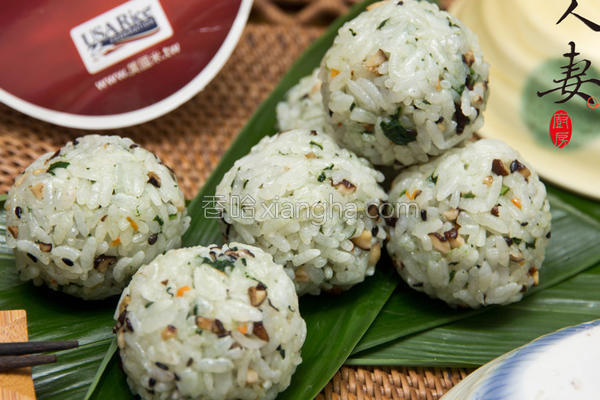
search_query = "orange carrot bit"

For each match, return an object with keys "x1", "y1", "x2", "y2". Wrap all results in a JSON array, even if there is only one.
[
  {"x1": 406, "y1": 189, "x2": 422, "y2": 201},
  {"x1": 330, "y1": 68, "x2": 340, "y2": 78},
  {"x1": 237, "y1": 322, "x2": 248, "y2": 335},
  {"x1": 111, "y1": 237, "x2": 121, "y2": 246},
  {"x1": 176, "y1": 286, "x2": 191, "y2": 297},
  {"x1": 512, "y1": 197, "x2": 522, "y2": 209},
  {"x1": 126, "y1": 217, "x2": 138, "y2": 232}
]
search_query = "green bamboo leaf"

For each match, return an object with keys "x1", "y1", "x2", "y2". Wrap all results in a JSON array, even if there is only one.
[
  {"x1": 348, "y1": 263, "x2": 600, "y2": 367},
  {"x1": 278, "y1": 265, "x2": 397, "y2": 400},
  {"x1": 84, "y1": 338, "x2": 117, "y2": 400},
  {"x1": 354, "y1": 192, "x2": 600, "y2": 353}
]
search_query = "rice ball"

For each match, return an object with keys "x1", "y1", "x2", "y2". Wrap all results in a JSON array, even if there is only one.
[
  {"x1": 276, "y1": 68, "x2": 331, "y2": 134},
  {"x1": 215, "y1": 129, "x2": 387, "y2": 295},
  {"x1": 4, "y1": 135, "x2": 190, "y2": 299},
  {"x1": 114, "y1": 243, "x2": 306, "y2": 400},
  {"x1": 320, "y1": 0, "x2": 489, "y2": 167},
  {"x1": 386, "y1": 139, "x2": 551, "y2": 308}
]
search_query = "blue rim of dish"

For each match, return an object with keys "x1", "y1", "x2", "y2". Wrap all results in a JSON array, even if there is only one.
[{"x1": 472, "y1": 319, "x2": 600, "y2": 400}]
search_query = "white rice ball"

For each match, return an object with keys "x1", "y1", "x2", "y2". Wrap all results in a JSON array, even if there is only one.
[
  {"x1": 5, "y1": 135, "x2": 190, "y2": 299},
  {"x1": 320, "y1": 0, "x2": 489, "y2": 167},
  {"x1": 386, "y1": 139, "x2": 551, "y2": 308},
  {"x1": 215, "y1": 129, "x2": 387, "y2": 295},
  {"x1": 276, "y1": 68, "x2": 331, "y2": 135},
  {"x1": 114, "y1": 243, "x2": 306, "y2": 400}
]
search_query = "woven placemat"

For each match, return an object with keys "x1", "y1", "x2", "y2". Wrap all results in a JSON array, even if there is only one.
[{"x1": 0, "y1": 5, "x2": 474, "y2": 400}]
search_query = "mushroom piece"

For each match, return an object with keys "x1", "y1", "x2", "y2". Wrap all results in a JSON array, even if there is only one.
[
  {"x1": 248, "y1": 284, "x2": 267, "y2": 307},
  {"x1": 365, "y1": 49, "x2": 387, "y2": 74},
  {"x1": 38, "y1": 242, "x2": 52, "y2": 252},
  {"x1": 294, "y1": 268, "x2": 310, "y2": 282},
  {"x1": 491, "y1": 159, "x2": 509, "y2": 176},
  {"x1": 509, "y1": 254, "x2": 524, "y2": 263},
  {"x1": 510, "y1": 160, "x2": 531, "y2": 180},
  {"x1": 252, "y1": 321, "x2": 269, "y2": 342},
  {"x1": 29, "y1": 183, "x2": 44, "y2": 200},
  {"x1": 428, "y1": 233, "x2": 450, "y2": 254},
  {"x1": 94, "y1": 255, "x2": 118, "y2": 273},
  {"x1": 161, "y1": 325, "x2": 177, "y2": 340},
  {"x1": 147, "y1": 172, "x2": 161, "y2": 188},
  {"x1": 195, "y1": 317, "x2": 228, "y2": 337},
  {"x1": 462, "y1": 51, "x2": 475, "y2": 67},
  {"x1": 7, "y1": 226, "x2": 18, "y2": 239},
  {"x1": 351, "y1": 230, "x2": 372, "y2": 250},
  {"x1": 529, "y1": 267, "x2": 539, "y2": 286},
  {"x1": 118, "y1": 295, "x2": 131, "y2": 315},
  {"x1": 332, "y1": 179, "x2": 357, "y2": 195}
]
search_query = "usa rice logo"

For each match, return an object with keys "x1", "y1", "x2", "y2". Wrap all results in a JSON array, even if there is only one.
[
  {"x1": 549, "y1": 110, "x2": 572, "y2": 148},
  {"x1": 70, "y1": 0, "x2": 173, "y2": 74}
]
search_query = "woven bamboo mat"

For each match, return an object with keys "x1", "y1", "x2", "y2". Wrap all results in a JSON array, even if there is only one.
[{"x1": 0, "y1": 2, "x2": 473, "y2": 399}]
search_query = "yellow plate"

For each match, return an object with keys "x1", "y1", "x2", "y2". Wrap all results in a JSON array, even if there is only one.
[{"x1": 450, "y1": 0, "x2": 600, "y2": 200}]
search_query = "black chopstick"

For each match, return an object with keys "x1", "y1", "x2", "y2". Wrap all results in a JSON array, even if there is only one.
[
  {"x1": 0, "y1": 340, "x2": 78, "y2": 356},
  {"x1": 0, "y1": 354, "x2": 58, "y2": 371}
]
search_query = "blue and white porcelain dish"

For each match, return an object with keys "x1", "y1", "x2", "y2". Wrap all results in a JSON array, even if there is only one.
[{"x1": 442, "y1": 320, "x2": 600, "y2": 400}]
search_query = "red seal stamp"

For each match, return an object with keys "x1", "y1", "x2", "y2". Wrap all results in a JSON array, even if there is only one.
[{"x1": 549, "y1": 110, "x2": 572, "y2": 148}]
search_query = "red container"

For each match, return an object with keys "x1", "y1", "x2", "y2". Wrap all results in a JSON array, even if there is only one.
[{"x1": 0, "y1": 0, "x2": 252, "y2": 129}]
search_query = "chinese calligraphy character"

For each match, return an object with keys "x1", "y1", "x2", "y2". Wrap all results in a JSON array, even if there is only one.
[
  {"x1": 553, "y1": 112, "x2": 569, "y2": 129},
  {"x1": 557, "y1": 0, "x2": 600, "y2": 31},
  {"x1": 537, "y1": 42, "x2": 600, "y2": 103}
]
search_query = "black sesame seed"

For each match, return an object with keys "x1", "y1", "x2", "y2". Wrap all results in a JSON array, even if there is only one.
[
  {"x1": 546, "y1": 231, "x2": 552, "y2": 239},
  {"x1": 62, "y1": 258, "x2": 74, "y2": 267},
  {"x1": 504, "y1": 237, "x2": 513, "y2": 246},
  {"x1": 130, "y1": 144, "x2": 139, "y2": 149},
  {"x1": 521, "y1": 222, "x2": 529, "y2": 226},
  {"x1": 420, "y1": 210, "x2": 427, "y2": 221},
  {"x1": 149, "y1": 378, "x2": 156, "y2": 387},
  {"x1": 186, "y1": 358, "x2": 193, "y2": 367},
  {"x1": 15, "y1": 207, "x2": 22, "y2": 219},
  {"x1": 174, "y1": 373, "x2": 180, "y2": 381},
  {"x1": 27, "y1": 253, "x2": 38, "y2": 263},
  {"x1": 148, "y1": 233, "x2": 158, "y2": 245},
  {"x1": 155, "y1": 362, "x2": 169, "y2": 370},
  {"x1": 371, "y1": 226, "x2": 379, "y2": 236}
]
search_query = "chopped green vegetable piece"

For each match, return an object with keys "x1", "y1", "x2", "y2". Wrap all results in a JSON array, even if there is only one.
[
  {"x1": 377, "y1": 18, "x2": 390, "y2": 30},
  {"x1": 310, "y1": 141, "x2": 323, "y2": 150},
  {"x1": 47, "y1": 161, "x2": 70, "y2": 175},
  {"x1": 500, "y1": 185, "x2": 510, "y2": 196},
  {"x1": 168, "y1": 214, "x2": 177, "y2": 220},
  {"x1": 317, "y1": 172, "x2": 326, "y2": 182},
  {"x1": 463, "y1": 192, "x2": 476, "y2": 199},
  {"x1": 380, "y1": 112, "x2": 417, "y2": 145},
  {"x1": 154, "y1": 215, "x2": 164, "y2": 226},
  {"x1": 449, "y1": 270, "x2": 456, "y2": 283},
  {"x1": 200, "y1": 256, "x2": 234, "y2": 272},
  {"x1": 349, "y1": 28, "x2": 357, "y2": 36},
  {"x1": 426, "y1": 174, "x2": 438, "y2": 184}
]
